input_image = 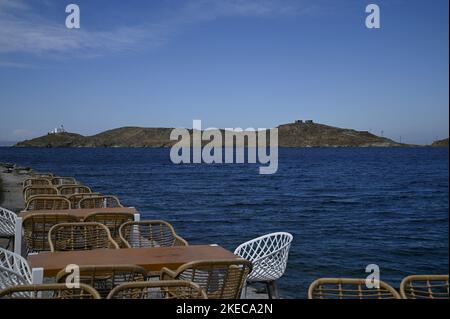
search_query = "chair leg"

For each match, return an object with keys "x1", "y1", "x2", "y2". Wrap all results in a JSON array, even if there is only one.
[
  {"x1": 244, "y1": 281, "x2": 248, "y2": 299},
  {"x1": 9, "y1": 237, "x2": 14, "y2": 251},
  {"x1": 265, "y1": 281, "x2": 273, "y2": 299},
  {"x1": 269, "y1": 281, "x2": 280, "y2": 299}
]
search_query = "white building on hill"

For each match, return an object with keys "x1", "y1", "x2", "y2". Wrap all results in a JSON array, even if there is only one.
[{"x1": 48, "y1": 125, "x2": 66, "y2": 134}]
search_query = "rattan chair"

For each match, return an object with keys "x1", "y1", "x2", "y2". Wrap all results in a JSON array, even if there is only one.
[
  {"x1": 161, "y1": 259, "x2": 252, "y2": 299},
  {"x1": 30, "y1": 172, "x2": 53, "y2": 179},
  {"x1": 68, "y1": 193, "x2": 102, "y2": 209},
  {"x1": 308, "y1": 278, "x2": 401, "y2": 299},
  {"x1": 79, "y1": 195, "x2": 123, "y2": 209},
  {"x1": 400, "y1": 275, "x2": 449, "y2": 299},
  {"x1": 84, "y1": 212, "x2": 135, "y2": 247},
  {"x1": 49, "y1": 222, "x2": 120, "y2": 251},
  {"x1": 25, "y1": 195, "x2": 71, "y2": 211},
  {"x1": 22, "y1": 178, "x2": 51, "y2": 188},
  {"x1": 107, "y1": 280, "x2": 208, "y2": 299},
  {"x1": 0, "y1": 283, "x2": 101, "y2": 299},
  {"x1": 22, "y1": 213, "x2": 79, "y2": 253},
  {"x1": 58, "y1": 185, "x2": 92, "y2": 196},
  {"x1": 56, "y1": 264, "x2": 147, "y2": 298},
  {"x1": 23, "y1": 186, "x2": 58, "y2": 202},
  {"x1": 119, "y1": 220, "x2": 188, "y2": 248},
  {"x1": 0, "y1": 247, "x2": 32, "y2": 291},
  {"x1": 234, "y1": 232, "x2": 293, "y2": 299},
  {"x1": 51, "y1": 177, "x2": 78, "y2": 185},
  {"x1": 0, "y1": 207, "x2": 17, "y2": 250}
]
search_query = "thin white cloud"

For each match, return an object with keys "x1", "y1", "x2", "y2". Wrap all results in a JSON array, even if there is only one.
[
  {"x1": 179, "y1": 0, "x2": 314, "y2": 21},
  {"x1": 0, "y1": 61, "x2": 35, "y2": 68},
  {"x1": 0, "y1": 1, "x2": 152, "y2": 55},
  {"x1": 0, "y1": 0, "x2": 29, "y2": 10},
  {"x1": 13, "y1": 128, "x2": 33, "y2": 138},
  {"x1": 0, "y1": 0, "x2": 315, "y2": 58}
]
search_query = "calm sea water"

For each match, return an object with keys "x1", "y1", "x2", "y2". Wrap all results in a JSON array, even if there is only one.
[{"x1": 0, "y1": 147, "x2": 448, "y2": 298}]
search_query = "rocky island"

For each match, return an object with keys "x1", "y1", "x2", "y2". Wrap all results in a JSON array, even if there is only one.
[
  {"x1": 15, "y1": 121, "x2": 411, "y2": 148},
  {"x1": 431, "y1": 138, "x2": 449, "y2": 147}
]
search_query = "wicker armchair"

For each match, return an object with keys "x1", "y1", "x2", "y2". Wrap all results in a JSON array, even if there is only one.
[
  {"x1": 48, "y1": 222, "x2": 120, "y2": 251},
  {"x1": 84, "y1": 212, "x2": 135, "y2": 247},
  {"x1": 31, "y1": 173, "x2": 53, "y2": 179},
  {"x1": 0, "y1": 283, "x2": 101, "y2": 299},
  {"x1": 51, "y1": 177, "x2": 78, "y2": 185},
  {"x1": 68, "y1": 193, "x2": 102, "y2": 209},
  {"x1": 107, "y1": 280, "x2": 208, "y2": 299},
  {"x1": 22, "y1": 213, "x2": 79, "y2": 253},
  {"x1": 161, "y1": 259, "x2": 252, "y2": 299},
  {"x1": 22, "y1": 178, "x2": 51, "y2": 188},
  {"x1": 400, "y1": 275, "x2": 449, "y2": 299},
  {"x1": 58, "y1": 185, "x2": 92, "y2": 196},
  {"x1": 119, "y1": 220, "x2": 188, "y2": 248},
  {"x1": 0, "y1": 247, "x2": 32, "y2": 291},
  {"x1": 308, "y1": 278, "x2": 401, "y2": 299},
  {"x1": 25, "y1": 195, "x2": 71, "y2": 211},
  {"x1": 56, "y1": 265, "x2": 147, "y2": 298},
  {"x1": 0, "y1": 207, "x2": 17, "y2": 250},
  {"x1": 23, "y1": 186, "x2": 58, "y2": 202},
  {"x1": 79, "y1": 195, "x2": 123, "y2": 209}
]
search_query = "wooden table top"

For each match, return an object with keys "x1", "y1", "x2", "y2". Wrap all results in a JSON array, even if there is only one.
[
  {"x1": 19, "y1": 207, "x2": 138, "y2": 220},
  {"x1": 28, "y1": 245, "x2": 239, "y2": 277}
]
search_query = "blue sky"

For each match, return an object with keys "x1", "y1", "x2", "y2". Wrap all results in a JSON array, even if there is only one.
[{"x1": 0, "y1": 0, "x2": 448, "y2": 145}]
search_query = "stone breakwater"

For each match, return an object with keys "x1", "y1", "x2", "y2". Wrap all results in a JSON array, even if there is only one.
[
  {"x1": 0, "y1": 163, "x2": 33, "y2": 212},
  {"x1": 0, "y1": 163, "x2": 34, "y2": 248}
]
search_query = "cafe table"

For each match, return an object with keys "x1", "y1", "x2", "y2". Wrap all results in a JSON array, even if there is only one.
[{"x1": 27, "y1": 244, "x2": 240, "y2": 284}]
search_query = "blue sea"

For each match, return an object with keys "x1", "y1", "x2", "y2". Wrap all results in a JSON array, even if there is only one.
[{"x1": 0, "y1": 147, "x2": 448, "y2": 298}]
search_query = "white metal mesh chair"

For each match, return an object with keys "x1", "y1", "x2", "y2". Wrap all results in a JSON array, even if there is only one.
[
  {"x1": 0, "y1": 247, "x2": 32, "y2": 291},
  {"x1": 0, "y1": 207, "x2": 17, "y2": 250},
  {"x1": 234, "y1": 232, "x2": 293, "y2": 299},
  {"x1": 0, "y1": 283, "x2": 101, "y2": 299}
]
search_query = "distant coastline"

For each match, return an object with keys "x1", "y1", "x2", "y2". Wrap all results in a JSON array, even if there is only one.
[
  {"x1": 431, "y1": 138, "x2": 449, "y2": 147},
  {"x1": 0, "y1": 141, "x2": 17, "y2": 147},
  {"x1": 13, "y1": 121, "x2": 448, "y2": 148}
]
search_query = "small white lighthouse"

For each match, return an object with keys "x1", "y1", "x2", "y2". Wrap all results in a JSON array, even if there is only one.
[{"x1": 48, "y1": 125, "x2": 66, "y2": 134}]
